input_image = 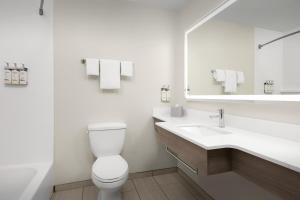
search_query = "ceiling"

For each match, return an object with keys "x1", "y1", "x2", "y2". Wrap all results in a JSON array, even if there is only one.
[
  {"x1": 124, "y1": 0, "x2": 191, "y2": 11},
  {"x1": 216, "y1": 0, "x2": 300, "y2": 32}
]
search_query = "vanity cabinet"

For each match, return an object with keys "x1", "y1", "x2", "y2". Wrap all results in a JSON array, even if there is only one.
[
  {"x1": 154, "y1": 118, "x2": 300, "y2": 200},
  {"x1": 154, "y1": 118, "x2": 231, "y2": 176}
]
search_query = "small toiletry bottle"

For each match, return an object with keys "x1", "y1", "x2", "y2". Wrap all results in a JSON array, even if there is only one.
[
  {"x1": 19, "y1": 64, "x2": 28, "y2": 85},
  {"x1": 4, "y1": 62, "x2": 12, "y2": 84},
  {"x1": 264, "y1": 81, "x2": 274, "y2": 94},
  {"x1": 166, "y1": 85, "x2": 171, "y2": 102},
  {"x1": 264, "y1": 82, "x2": 267, "y2": 94},
  {"x1": 161, "y1": 85, "x2": 167, "y2": 102},
  {"x1": 269, "y1": 81, "x2": 274, "y2": 94},
  {"x1": 11, "y1": 63, "x2": 20, "y2": 85}
]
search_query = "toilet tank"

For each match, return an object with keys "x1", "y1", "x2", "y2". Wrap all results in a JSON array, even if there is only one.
[{"x1": 88, "y1": 122, "x2": 126, "y2": 157}]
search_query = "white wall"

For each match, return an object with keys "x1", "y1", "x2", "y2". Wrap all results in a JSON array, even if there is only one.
[
  {"x1": 282, "y1": 32, "x2": 300, "y2": 90},
  {"x1": 0, "y1": 0, "x2": 53, "y2": 165},
  {"x1": 254, "y1": 28, "x2": 283, "y2": 94},
  {"x1": 54, "y1": 0, "x2": 176, "y2": 185},
  {"x1": 188, "y1": 19, "x2": 254, "y2": 95}
]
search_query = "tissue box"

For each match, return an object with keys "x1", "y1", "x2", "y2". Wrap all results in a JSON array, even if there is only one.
[{"x1": 171, "y1": 105, "x2": 184, "y2": 117}]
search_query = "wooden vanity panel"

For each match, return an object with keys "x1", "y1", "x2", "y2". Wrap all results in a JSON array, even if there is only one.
[
  {"x1": 232, "y1": 150, "x2": 300, "y2": 200},
  {"x1": 207, "y1": 149, "x2": 232, "y2": 174},
  {"x1": 155, "y1": 124, "x2": 208, "y2": 175},
  {"x1": 153, "y1": 118, "x2": 164, "y2": 132},
  {"x1": 155, "y1": 123, "x2": 231, "y2": 176}
]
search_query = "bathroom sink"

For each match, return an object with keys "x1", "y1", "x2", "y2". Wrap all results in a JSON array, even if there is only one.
[{"x1": 178, "y1": 125, "x2": 232, "y2": 138}]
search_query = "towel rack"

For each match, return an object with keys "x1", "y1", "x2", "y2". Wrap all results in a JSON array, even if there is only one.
[
  {"x1": 81, "y1": 59, "x2": 86, "y2": 64},
  {"x1": 165, "y1": 146, "x2": 198, "y2": 175}
]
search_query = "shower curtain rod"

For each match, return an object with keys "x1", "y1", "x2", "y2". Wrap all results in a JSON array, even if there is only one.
[
  {"x1": 39, "y1": 0, "x2": 44, "y2": 15},
  {"x1": 258, "y1": 30, "x2": 300, "y2": 49}
]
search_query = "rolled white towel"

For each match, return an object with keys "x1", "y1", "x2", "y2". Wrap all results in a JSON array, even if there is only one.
[
  {"x1": 121, "y1": 61, "x2": 134, "y2": 77},
  {"x1": 237, "y1": 71, "x2": 245, "y2": 84},
  {"x1": 224, "y1": 70, "x2": 237, "y2": 93},
  {"x1": 85, "y1": 58, "x2": 99, "y2": 76},
  {"x1": 213, "y1": 69, "x2": 226, "y2": 82}
]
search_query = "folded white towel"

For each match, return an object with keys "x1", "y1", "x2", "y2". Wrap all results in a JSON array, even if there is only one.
[
  {"x1": 213, "y1": 69, "x2": 226, "y2": 82},
  {"x1": 237, "y1": 71, "x2": 245, "y2": 84},
  {"x1": 86, "y1": 58, "x2": 99, "y2": 76},
  {"x1": 121, "y1": 61, "x2": 134, "y2": 77},
  {"x1": 100, "y1": 59, "x2": 121, "y2": 89},
  {"x1": 224, "y1": 70, "x2": 237, "y2": 93}
]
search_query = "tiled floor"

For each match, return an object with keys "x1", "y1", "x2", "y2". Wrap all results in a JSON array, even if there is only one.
[{"x1": 51, "y1": 173, "x2": 208, "y2": 200}]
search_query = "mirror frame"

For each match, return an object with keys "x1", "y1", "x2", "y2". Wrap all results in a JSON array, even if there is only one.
[{"x1": 184, "y1": 0, "x2": 300, "y2": 102}]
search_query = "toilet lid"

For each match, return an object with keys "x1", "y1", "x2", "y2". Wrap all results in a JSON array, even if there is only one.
[{"x1": 92, "y1": 155, "x2": 128, "y2": 182}]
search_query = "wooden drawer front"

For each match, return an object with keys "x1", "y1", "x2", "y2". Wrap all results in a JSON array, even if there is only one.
[{"x1": 156, "y1": 125, "x2": 208, "y2": 175}]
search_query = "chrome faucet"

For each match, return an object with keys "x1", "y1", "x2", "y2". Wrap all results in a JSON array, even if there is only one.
[{"x1": 209, "y1": 109, "x2": 225, "y2": 128}]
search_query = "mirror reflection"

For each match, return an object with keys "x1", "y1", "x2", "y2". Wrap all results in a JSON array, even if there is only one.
[{"x1": 187, "y1": 0, "x2": 300, "y2": 95}]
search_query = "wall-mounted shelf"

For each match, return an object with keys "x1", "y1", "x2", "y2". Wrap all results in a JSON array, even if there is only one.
[{"x1": 280, "y1": 89, "x2": 300, "y2": 94}]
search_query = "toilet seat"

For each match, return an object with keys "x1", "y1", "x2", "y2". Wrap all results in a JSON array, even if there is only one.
[{"x1": 92, "y1": 155, "x2": 128, "y2": 183}]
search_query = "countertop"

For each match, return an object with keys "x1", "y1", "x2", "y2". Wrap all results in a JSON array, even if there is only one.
[{"x1": 153, "y1": 108, "x2": 300, "y2": 173}]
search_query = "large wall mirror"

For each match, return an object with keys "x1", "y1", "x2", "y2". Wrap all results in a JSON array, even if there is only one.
[{"x1": 184, "y1": 0, "x2": 300, "y2": 101}]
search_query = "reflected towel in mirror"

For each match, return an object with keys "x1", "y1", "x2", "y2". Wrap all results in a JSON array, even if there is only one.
[
  {"x1": 224, "y1": 70, "x2": 237, "y2": 93},
  {"x1": 237, "y1": 71, "x2": 245, "y2": 84},
  {"x1": 212, "y1": 69, "x2": 226, "y2": 82}
]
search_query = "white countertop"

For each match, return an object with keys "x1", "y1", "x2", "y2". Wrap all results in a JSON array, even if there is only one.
[{"x1": 153, "y1": 107, "x2": 300, "y2": 173}]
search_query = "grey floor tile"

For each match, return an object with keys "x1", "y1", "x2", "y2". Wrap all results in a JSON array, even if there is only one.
[
  {"x1": 154, "y1": 173, "x2": 180, "y2": 186},
  {"x1": 160, "y1": 182, "x2": 197, "y2": 200},
  {"x1": 83, "y1": 186, "x2": 98, "y2": 200},
  {"x1": 52, "y1": 172, "x2": 208, "y2": 200},
  {"x1": 122, "y1": 180, "x2": 135, "y2": 193},
  {"x1": 176, "y1": 172, "x2": 211, "y2": 200},
  {"x1": 133, "y1": 177, "x2": 168, "y2": 200},
  {"x1": 155, "y1": 173, "x2": 206, "y2": 200},
  {"x1": 52, "y1": 188, "x2": 83, "y2": 200},
  {"x1": 123, "y1": 190, "x2": 141, "y2": 200}
]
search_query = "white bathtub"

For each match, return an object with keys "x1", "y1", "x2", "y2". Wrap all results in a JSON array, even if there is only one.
[{"x1": 0, "y1": 162, "x2": 53, "y2": 200}]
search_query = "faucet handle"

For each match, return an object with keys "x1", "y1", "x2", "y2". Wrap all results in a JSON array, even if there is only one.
[{"x1": 218, "y1": 108, "x2": 224, "y2": 115}]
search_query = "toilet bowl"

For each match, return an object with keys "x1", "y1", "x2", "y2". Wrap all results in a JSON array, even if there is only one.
[
  {"x1": 92, "y1": 155, "x2": 128, "y2": 200},
  {"x1": 88, "y1": 122, "x2": 128, "y2": 200}
]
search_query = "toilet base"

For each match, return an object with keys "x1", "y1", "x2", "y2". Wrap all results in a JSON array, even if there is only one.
[{"x1": 98, "y1": 188, "x2": 121, "y2": 200}]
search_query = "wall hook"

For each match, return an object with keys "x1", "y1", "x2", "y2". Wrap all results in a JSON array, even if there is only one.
[{"x1": 39, "y1": 0, "x2": 44, "y2": 15}]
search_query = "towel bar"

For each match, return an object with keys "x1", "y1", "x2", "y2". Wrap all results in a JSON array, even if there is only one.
[{"x1": 165, "y1": 146, "x2": 198, "y2": 175}]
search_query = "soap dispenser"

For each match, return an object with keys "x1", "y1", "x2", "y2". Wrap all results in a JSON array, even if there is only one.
[
  {"x1": 4, "y1": 62, "x2": 12, "y2": 84},
  {"x1": 166, "y1": 85, "x2": 171, "y2": 102},
  {"x1": 19, "y1": 64, "x2": 28, "y2": 85},
  {"x1": 11, "y1": 63, "x2": 20, "y2": 85},
  {"x1": 161, "y1": 85, "x2": 167, "y2": 102}
]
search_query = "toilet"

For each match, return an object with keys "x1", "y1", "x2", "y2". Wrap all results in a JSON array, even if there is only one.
[{"x1": 88, "y1": 122, "x2": 128, "y2": 200}]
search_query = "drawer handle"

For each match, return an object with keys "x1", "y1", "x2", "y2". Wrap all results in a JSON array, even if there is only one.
[{"x1": 165, "y1": 146, "x2": 198, "y2": 175}]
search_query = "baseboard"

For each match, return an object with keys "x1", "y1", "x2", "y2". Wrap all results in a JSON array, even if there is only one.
[
  {"x1": 54, "y1": 167, "x2": 177, "y2": 192},
  {"x1": 129, "y1": 167, "x2": 177, "y2": 179},
  {"x1": 54, "y1": 180, "x2": 94, "y2": 192}
]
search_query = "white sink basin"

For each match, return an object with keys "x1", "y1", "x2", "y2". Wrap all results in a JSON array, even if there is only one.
[{"x1": 179, "y1": 125, "x2": 232, "y2": 138}]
